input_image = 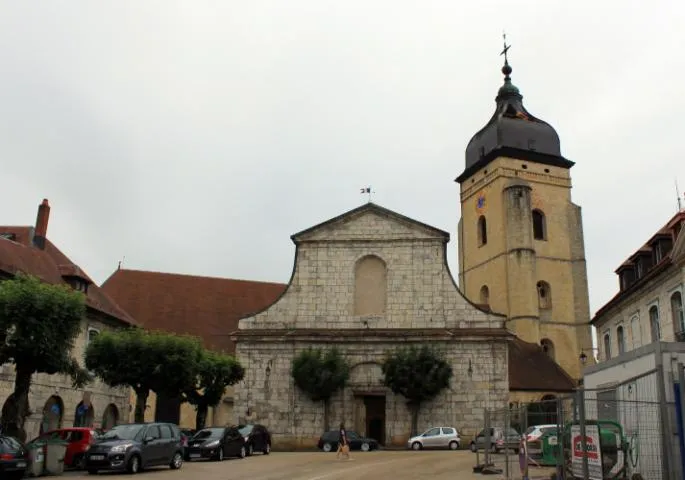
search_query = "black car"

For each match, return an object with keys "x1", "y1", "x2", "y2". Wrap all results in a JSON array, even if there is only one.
[
  {"x1": 186, "y1": 427, "x2": 247, "y2": 461},
  {"x1": 317, "y1": 430, "x2": 379, "y2": 452},
  {"x1": 238, "y1": 424, "x2": 272, "y2": 456},
  {"x1": 0, "y1": 435, "x2": 29, "y2": 480},
  {"x1": 84, "y1": 422, "x2": 184, "y2": 475}
]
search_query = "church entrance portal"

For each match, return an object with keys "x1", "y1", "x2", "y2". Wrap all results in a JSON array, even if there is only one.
[{"x1": 363, "y1": 395, "x2": 385, "y2": 445}]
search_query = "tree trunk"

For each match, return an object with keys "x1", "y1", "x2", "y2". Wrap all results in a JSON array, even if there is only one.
[
  {"x1": 134, "y1": 389, "x2": 149, "y2": 423},
  {"x1": 1, "y1": 366, "x2": 32, "y2": 441},
  {"x1": 323, "y1": 399, "x2": 329, "y2": 432},
  {"x1": 409, "y1": 402, "x2": 421, "y2": 437},
  {"x1": 195, "y1": 403, "x2": 208, "y2": 431}
]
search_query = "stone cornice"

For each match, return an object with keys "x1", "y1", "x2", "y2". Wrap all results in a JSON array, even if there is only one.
[{"x1": 231, "y1": 327, "x2": 513, "y2": 343}]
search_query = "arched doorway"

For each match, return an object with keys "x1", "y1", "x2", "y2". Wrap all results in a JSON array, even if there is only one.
[
  {"x1": 41, "y1": 396, "x2": 64, "y2": 434},
  {"x1": 0, "y1": 393, "x2": 29, "y2": 439},
  {"x1": 527, "y1": 395, "x2": 558, "y2": 427},
  {"x1": 101, "y1": 404, "x2": 119, "y2": 431},
  {"x1": 73, "y1": 401, "x2": 95, "y2": 427}
]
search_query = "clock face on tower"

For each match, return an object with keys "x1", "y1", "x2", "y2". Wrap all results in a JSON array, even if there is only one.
[{"x1": 475, "y1": 191, "x2": 487, "y2": 214}]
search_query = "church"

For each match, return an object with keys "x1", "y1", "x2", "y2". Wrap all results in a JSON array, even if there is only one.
[{"x1": 232, "y1": 52, "x2": 592, "y2": 447}]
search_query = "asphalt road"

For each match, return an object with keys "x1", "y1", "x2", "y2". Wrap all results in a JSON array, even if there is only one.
[
  {"x1": 63, "y1": 450, "x2": 554, "y2": 479},
  {"x1": 61, "y1": 450, "x2": 481, "y2": 479}
]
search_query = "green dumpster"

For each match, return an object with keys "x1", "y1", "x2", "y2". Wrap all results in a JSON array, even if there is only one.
[{"x1": 537, "y1": 428, "x2": 560, "y2": 466}]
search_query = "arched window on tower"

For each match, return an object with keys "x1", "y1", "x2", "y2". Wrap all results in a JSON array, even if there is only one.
[
  {"x1": 537, "y1": 281, "x2": 552, "y2": 309},
  {"x1": 603, "y1": 333, "x2": 612, "y2": 360},
  {"x1": 479, "y1": 285, "x2": 490, "y2": 305},
  {"x1": 649, "y1": 305, "x2": 661, "y2": 342},
  {"x1": 616, "y1": 325, "x2": 625, "y2": 355},
  {"x1": 477, "y1": 216, "x2": 487, "y2": 246},
  {"x1": 540, "y1": 338, "x2": 555, "y2": 360},
  {"x1": 671, "y1": 292, "x2": 684, "y2": 337},
  {"x1": 532, "y1": 209, "x2": 547, "y2": 240},
  {"x1": 353, "y1": 255, "x2": 387, "y2": 316}
]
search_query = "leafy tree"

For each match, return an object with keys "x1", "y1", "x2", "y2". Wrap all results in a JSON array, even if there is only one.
[
  {"x1": 183, "y1": 350, "x2": 245, "y2": 430},
  {"x1": 85, "y1": 329, "x2": 203, "y2": 422},
  {"x1": 0, "y1": 274, "x2": 91, "y2": 440},
  {"x1": 291, "y1": 348, "x2": 349, "y2": 431},
  {"x1": 381, "y1": 345, "x2": 453, "y2": 436}
]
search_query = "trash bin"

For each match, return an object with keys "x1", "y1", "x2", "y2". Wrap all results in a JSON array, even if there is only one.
[
  {"x1": 26, "y1": 441, "x2": 46, "y2": 477},
  {"x1": 44, "y1": 438, "x2": 68, "y2": 475},
  {"x1": 539, "y1": 431, "x2": 559, "y2": 466}
]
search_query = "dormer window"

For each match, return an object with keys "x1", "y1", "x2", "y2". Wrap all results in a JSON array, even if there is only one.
[
  {"x1": 65, "y1": 277, "x2": 89, "y2": 293},
  {"x1": 635, "y1": 261, "x2": 643, "y2": 278}
]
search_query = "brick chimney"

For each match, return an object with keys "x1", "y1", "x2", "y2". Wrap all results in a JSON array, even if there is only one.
[{"x1": 33, "y1": 199, "x2": 50, "y2": 250}]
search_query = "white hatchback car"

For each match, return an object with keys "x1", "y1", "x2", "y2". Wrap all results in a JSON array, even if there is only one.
[{"x1": 407, "y1": 427, "x2": 461, "y2": 450}]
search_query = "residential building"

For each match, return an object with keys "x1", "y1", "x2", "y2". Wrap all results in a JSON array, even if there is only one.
[
  {"x1": 592, "y1": 210, "x2": 685, "y2": 360},
  {"x1": 455, "y1": 49, "x2": 594, "y2": 401},
  {"x1": 0, "y1": 200, "x2": 135, "y2": 439},
  {"x1": 101, "y1": 268, "x2": 285, "y2": 428}
]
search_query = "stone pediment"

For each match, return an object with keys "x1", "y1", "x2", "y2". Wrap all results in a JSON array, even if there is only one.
[{"x1": 291, "y1": 203, "x2": 449, "y2": 243}]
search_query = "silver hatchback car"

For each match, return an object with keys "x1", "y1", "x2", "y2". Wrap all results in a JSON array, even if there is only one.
[{"x1": 407, "y1": 426, "x2": 461, "y2": 450}]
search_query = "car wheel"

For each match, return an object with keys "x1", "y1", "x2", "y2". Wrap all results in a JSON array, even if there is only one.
[
  {"x1": 74, "y1": 454, "x2": 86, "y2": 470},
  {"x1": 263, "y1": 443, "x2": 271, "y2": 455},
  {"x1": 361, "y1": 442, "x2": 370, "y2": 452},
  {"x1": 412, "y1": 441, "x2": 422, "y2": 450},
  {"x1": 449, "y1": 441, "x2": 459, "y2": 450},
  {"x1": 127, "y1": 455, "x2": 141, "y2": 474},
  {"x1": 322, "y1": 442, "x2": 333, "y2": 452},
  {"x1": 470, "y1": 442, "x2": 477, "y2": 452},
  {"x1": 247, "y1": 444, "x2": 254, "y2": 456},
  {"x1": 238, "y1": 446, "x2": 246, "y2": 458},
  {"x1": 217, "y1": 447, "x2": 224, "y2": 462},
  {"x1": 170, "y1": 452, "x2": 183, "y2": 470}
]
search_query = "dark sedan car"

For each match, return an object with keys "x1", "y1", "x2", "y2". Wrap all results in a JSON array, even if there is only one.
[
  {"x1": 317, "y1": 430, "x2": 379, "y2": 452},
  {"x1": 84, "y1": 422, "x2": 184, "y2": 475},
  {"x1": 186, "y1": 427, "x2": 247, "y2": 461},
  {"x1": 0, "y1": 435, "x2": 29, "y2": 480},
  {"x1": 238, "y1": 424, "x2": 271, "y2": 456}
]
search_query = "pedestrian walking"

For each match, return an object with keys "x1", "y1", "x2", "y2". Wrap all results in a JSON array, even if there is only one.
[{"x1": 336, "y1": 422, "x2": 350, "y2": 460}]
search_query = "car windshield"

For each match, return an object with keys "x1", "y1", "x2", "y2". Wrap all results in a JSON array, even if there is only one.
[
  {"x1": 101, "y1": 425, "x2": 145, "y2": 441},
  {"x1": 347, "y1": 431, "x2": 360, "y2": 439},
  {"x1": 238, "y1": 425, "x2": 254, "y2": 436},
  {"x1": 193, "y1": 428, "x2": 224, "y2": 440},
  {"x1": 0, "y1": 436, "x2": 22, "y2": 451},
  {"x1": 525, "y1": 426, "x2": 536, "y2": 435}
]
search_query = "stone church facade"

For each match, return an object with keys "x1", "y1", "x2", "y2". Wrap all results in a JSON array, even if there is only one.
[{"x1": 233, "y1": 203, "x2": 511, "y2": 448}]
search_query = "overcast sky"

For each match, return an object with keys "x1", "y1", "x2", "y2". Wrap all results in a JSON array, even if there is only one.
[{"x1": 1, "y1": 1, "x2": 684, "y2": 318}]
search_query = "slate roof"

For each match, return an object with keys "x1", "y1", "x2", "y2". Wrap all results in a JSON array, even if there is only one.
[
  {"x1": 0, "y1": 226, "x2": 136, "y2": 326},
  {"x1": 101, "y1": 268, "x2": 287, "y2": 352}
]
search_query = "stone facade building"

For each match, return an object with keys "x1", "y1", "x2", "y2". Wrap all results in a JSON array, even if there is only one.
[
  {"x1": 233, "y1": 203, "x2": 512, "y2": 448},
  {"x1": 0, "y1": 200, "x2": 133, "y2": 439},
  {"x1": 102, "y1": 268, "x2": 285, "y2": 428},
  {"x1": 455, "y1": 54, "x2": 594, "y2": 403},
  {"x1": 592, "y1": 210, "x2": 685, "y2": 360}
]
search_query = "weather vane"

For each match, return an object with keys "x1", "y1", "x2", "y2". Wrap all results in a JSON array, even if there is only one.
[
  {"x1": 360, "y1": 186, "x2": 373, "y2": 203},
  {"x1": 500, "y1": 31, "x2": 511, "y2": 64}
]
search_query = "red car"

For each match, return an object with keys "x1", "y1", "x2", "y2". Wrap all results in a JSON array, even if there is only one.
[{"x1": 30, "y1": 428, "x2": 100, "y2": 469}]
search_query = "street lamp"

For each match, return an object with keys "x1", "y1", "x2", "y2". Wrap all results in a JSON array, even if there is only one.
[{"x1": 579, "y1": 347, "x2": 599, "y2": 365}]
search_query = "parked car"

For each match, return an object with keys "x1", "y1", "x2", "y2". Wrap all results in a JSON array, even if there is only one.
[
  {"x1": 317, "y1": 430, "x2": 379, "y2": 452},
  {"x1": 238, "y1": 424, "x2": 272, "y2": 456},
  {"x1": 186, "y1": 427, "x2": 247, "y2": 461},
  {"x1": 84, "y1": 422, "x2": 184, "y2": 474},
  {"x1": 470, "y1": 427, "x2": 521, "y2": 453},
  {"x1": 407, "y1": 426, "x2": 461, "y2": 450},
  {"x1": 525, "y1": 424, "x2": 557, "y2": 443},
  {"x1": 0, "y1": 434, "x2": 29, "y2": 480},
  {"x1": 29, "y1": 427, "x2": 100, "y2": 469}
]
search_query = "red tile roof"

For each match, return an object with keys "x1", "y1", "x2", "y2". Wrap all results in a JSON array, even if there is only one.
[
  {"x1": 101, "y1": 269, "x2": 286, "y2": 352},
  {"x1": 508, "y1": 338, "x2": 576, "y2": 392},
  {"x1": 0, "y1": 226, "x2": 136, "y2": 326}
]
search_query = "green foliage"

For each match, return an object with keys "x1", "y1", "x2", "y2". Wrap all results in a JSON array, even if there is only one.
[
  {"x1": 381, "y1": 345, "x2": 453, "y2": 405},
  {"x1": 0, "y1": 274, "x2": 90, "y2": 386},
  {"x1": 85, "y1": 328, "x2": 204, "y2": 396},
  {"x1": 291, "y1": 348, "x2": 350, "y2": 402},
  {"x1": 185, "y1": 350, "x2": 245, "y2": 407}
]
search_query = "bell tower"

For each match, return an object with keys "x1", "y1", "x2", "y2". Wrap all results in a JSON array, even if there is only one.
[{"x1": 455, "y1": 44, "x2": 593, "y2": 380}]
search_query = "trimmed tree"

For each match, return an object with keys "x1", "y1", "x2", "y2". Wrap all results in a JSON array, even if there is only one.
[
  {"x1": 85, "y1": 329, "x2": 203, "y2": 422},
  {"x1": 291, "y1": 348, "x2": 349, "y2": 431},
  {"x1": 381, "y1": 345, "x2": 453, "y2": 436},
  {"x1": 0, "y1": 274, "x2": 91, "y2": 441},
  {"x1": 183, "y1": 350, "x2": 245, "y2": 430}
]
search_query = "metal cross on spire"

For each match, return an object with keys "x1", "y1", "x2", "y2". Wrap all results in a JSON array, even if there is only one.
[{"x1": 500, "y1": 32, "x2": 511, "y2": 64}]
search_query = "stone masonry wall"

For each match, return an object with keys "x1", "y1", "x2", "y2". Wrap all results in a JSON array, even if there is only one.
[
  {"x1": 235, "y1": 340, "x2": 508, "y2": 448},
  {"x1": 0, "y1": 313, "x2": 129, "y2": 440}
]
